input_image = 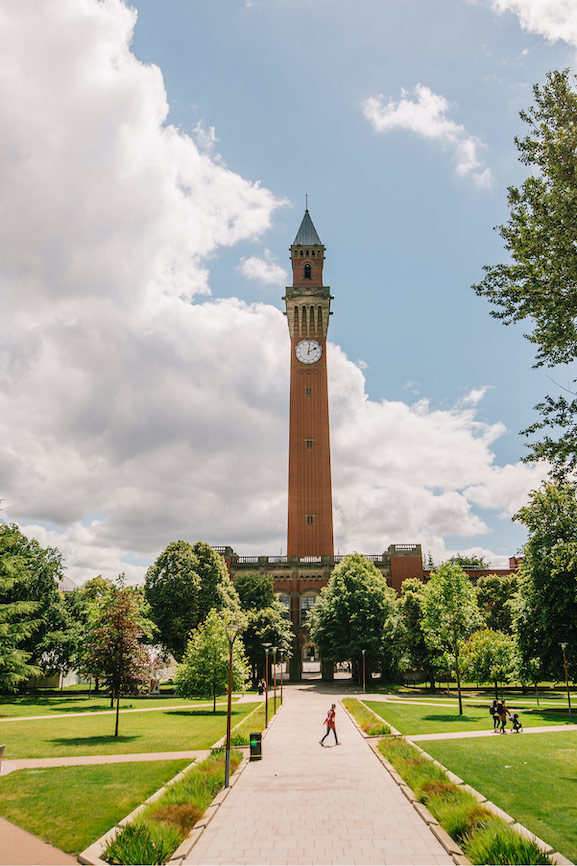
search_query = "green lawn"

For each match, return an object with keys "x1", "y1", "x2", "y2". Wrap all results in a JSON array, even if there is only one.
[
  {"x1": 0, "y1": 760, "x2": 189, "y2": 854},
  {"x1": 0, "y1": 693, "x2": 234, "y2": 718},
  {"x1": 421, "y1": 732, "x2": 577, "y2": 863},
  {"x1": 0, "y1": 703, "x2": 258, "y2": 758},
  {"x1": 365, "y1": 699, "x2": 571, "y2": 735}
]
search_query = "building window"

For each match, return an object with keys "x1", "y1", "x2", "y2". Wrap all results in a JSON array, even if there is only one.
[
  {"x1": 305, "y1": 386, "x2": 312, "y2": 396},
  {"x1": 304, "y1": 263, "x2": 312, "y2": 279},
  {"x1": 305, "y1": 514, "x2": 315, "y2": 525},
  {"x1": 305, "y1": 439, "x2": 313, "y2": 449},
  {"x1": 300, "y1": 594, "x2": 317, "y2": 626}
]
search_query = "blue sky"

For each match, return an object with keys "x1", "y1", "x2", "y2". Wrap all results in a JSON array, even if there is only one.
[{"x1": 1, "y1": 0, "x2": 576, "y2": 582}]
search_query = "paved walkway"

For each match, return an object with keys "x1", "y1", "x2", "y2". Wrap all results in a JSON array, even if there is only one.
[
  {"x1": 0, "y1": 749, "x2": 208, "y2": 776},
  {"x1": 0, "y1": 816, "x2": 76, "y2": 865},
  {"x1": 409, "y1": 723, "x2": 577, "y2": 741},
  {"x1": 185, "y1": 686, "x2": 452, "y2": 865}
]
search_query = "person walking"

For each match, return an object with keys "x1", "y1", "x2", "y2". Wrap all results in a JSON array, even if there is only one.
[
  {"x1": 320, "y1": 703, "x2": 339, "y2": 746},
  {"x1": 490, "y1": 699, "x2": 499, "y2": 730},
  {"x1": 498, "y1": 699, "x2": 510, "y2": 734}
]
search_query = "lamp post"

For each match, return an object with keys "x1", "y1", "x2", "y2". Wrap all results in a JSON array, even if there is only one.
[
  {"x1": 560, "y1": 642, "x2": 572, "y2": 720},
  {"x1": 263, "y1": 642, "x2": 271, "y2": 728},
  {"x1": 362, "y1": 649, "x2": 366, "y2": 694},
  {"x1": 272, "y1": 647, "x2": 278, "y2": 715},
  {"x1": 280, "y1": 650, "x2": 284, "y2": 705},
  {"x1": 224, "y1": 622, "x2": 240, "y2": 789}
]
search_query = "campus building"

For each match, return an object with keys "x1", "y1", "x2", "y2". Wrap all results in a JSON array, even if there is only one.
[{"x1": 220, "y1": 210, "x2": 518, "y2": 680}]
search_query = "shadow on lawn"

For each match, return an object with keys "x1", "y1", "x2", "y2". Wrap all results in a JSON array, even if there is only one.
[
  {"x1": 48, "y1": 735, "x2": 139, "y2": 747},
  {"x1": 165, "y1": 709, "x2": 229, "y2": 717},
  {"x1": 423, "y1": 714, "x2": 478, "y2": 723}
]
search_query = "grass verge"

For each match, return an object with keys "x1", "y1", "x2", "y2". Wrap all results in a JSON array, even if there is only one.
[
  {"x1": 104, "y1": 750, "x2": 242, "y2": 865},
  {"x1": 377, "y1": 737, "x2": 550, "y2": 865},
  {"x1": 229, "y1": 698, "x2": 275, "y2": 746},
  {"x1": 0, "y1": 760, "x2": 189, "y2": 854},
  {"x1": 422, "y1": 732, "x2": 577, "y2": 863},
  {"x1": 342, "y1": 698, "x2": 391, "y2": 735}
]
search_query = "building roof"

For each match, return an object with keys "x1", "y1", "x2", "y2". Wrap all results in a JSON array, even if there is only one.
[{"x1": 293, "y1": 210, "x2": 322, "y2": 246}]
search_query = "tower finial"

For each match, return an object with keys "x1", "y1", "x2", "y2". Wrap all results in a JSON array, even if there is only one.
[{"x1": 305, "y1": 194, "x2": 308, "y2": 211}]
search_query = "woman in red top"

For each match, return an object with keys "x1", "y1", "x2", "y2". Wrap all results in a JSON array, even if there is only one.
[{"x1": 320, "y1": 703, "x2": 339, "y2": 746}]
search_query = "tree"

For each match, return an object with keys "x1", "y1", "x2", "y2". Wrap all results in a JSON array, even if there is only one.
[
  {"x1": 242, "y1": 604, "x2": 293, "y2": 685},
  {"x1": 144, "y1": 541, "x2": 240, "y2": 661},
  {"x1": 0, "y1": 523, "x2": 70, "y2": 673},
  {"x1": 174, "y1": 609, "x2": 249, "y2": 711},
  {"x1": 398, "y1": 578, "x2": 441, "y2": 691},
  {"x1": 422, "y1": 562, "x2": 482, "y2": 714},
  {"x1": 65, "y1": 576, "x2": 115, "y2": 691},
  {"x1": 461, "y1": 628, "x2": 515, "y2": 698},
  {"x1": 309, "y1": 554, "x2": 400, "y2": 685},
  {"x1": 83, "y1": 578, "x2": 155, "y2": 736},
  {"x1": 444, "y1": 554, "x2": 490, "y2": 570},
  {"x1": 473, "y1": 69, "x2": 577, "y2": 474},
  {"x1": 234, "y1": 572, "x2": 275, "y2": 611},
  {"x1": 0, "y1": 524, "x2": 41, "y2": 691},
  {"x1": 513, "y1": 481, "x2": 577, "y2": 681},
  {"x1": 476, "y1": 573, "x2": 519, "y2": 633}
]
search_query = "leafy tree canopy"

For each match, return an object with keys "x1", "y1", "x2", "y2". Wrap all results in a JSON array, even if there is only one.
[
  {"x1": 514, "y1": 481, "x2": 577, "y2": 680},
  {"x1": 443, "y1": 554, "x2": 490, "y2": 570},
  {"x1": 144, "y1": 541, "x2": 240, "y2": 661},
  {"x1": 174, "y1": 609, "x2": 249, "y2": 711},
  {"x1": 309, "y1": 553, "x2": 399, "y2": 683},
  {"x1": 0, "y1": 524, "x2": 41, "y2": 691},
  {"x1": 242, "y1": 603, "x2": 293, "y2": 684},
  {"x1": 234, "y1": 571, "x2": 275, "y2": 611},
  {"x1": 476, "y1": 573, "x2": 519, "y2": 633},
  {"x1": 461, "y1": 628, "x2": 515, "y2": 697},
  {"x1": 473, "y1": 69, "x2": 577, "y2": 474},
  {"x1": 399, "y1": 578, "x2": 439, "y2": 690}
]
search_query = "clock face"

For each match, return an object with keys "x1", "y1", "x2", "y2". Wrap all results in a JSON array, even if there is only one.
[{"x1": 295, "y1": 339, "x2": 322, "y2": 364}]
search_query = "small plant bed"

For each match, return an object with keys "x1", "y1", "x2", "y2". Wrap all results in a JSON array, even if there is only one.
[
  {"x1": 342, "y1": 698, "x2": 391, "y2": 735},
  {"x1": 377, "y1": 737, "x2": 550, "y2": 865},
  {"x1": 366, "y1": 700, "x2": 569, "y2": 736},
  {"x1": 422, "y1": 732, "x2": 577, "y2": 863},
  {"x1": 0, "y1": 760, "x2": 189, "y2": 854},
  {"x1": 229, "y1": 698, "x2": 275, "y2": 746},
  {"x1": 104, "y1": 749, "x2": 242, "y2": 865},
  {"x1": 0, "y1": 702, "x2": 256, "y2": 759}
]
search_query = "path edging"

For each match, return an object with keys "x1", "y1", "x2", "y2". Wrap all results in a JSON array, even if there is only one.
[{"x1": 78, "y1": 700, "x2": 284, "y2": 866}]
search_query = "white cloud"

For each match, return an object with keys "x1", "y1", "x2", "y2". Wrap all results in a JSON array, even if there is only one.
[
  {"x1": 362, "y1": 85, "x2": 494, "y2": 188},
  {"x1": 239, "y1": 250, "x2": 288, "y2": 285},
  {"x1": 487, "y1": 0, "x2": 577, "y2": 46},
  {"x1": 0, "y1": 0, "x2": 547, "y2": 582}
]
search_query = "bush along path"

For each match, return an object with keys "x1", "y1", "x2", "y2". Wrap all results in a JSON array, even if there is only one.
[{"x1": 374, "y1": 735, "x2": 571, "y2": 866}]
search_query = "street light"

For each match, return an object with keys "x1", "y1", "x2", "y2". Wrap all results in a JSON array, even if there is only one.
[
  {"x1": 224, "y1": 622, "x2": 240, "y2": 789},
  {"x1": 272, "y1": 647, "x2": 278, "y2": 715},
  {"x1": 560, "y1": 642, "x2": 572, "y2": 720},
  {"x1": 263, "y1": 642, "x2": 272, "y2": 728},
  {"x1": 362, "y1": 649, "x2": 366, "y2": 694}
]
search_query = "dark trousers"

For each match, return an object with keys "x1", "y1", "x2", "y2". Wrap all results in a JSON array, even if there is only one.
[{"x1": 321, "y1": 725, "x2": 338, "y2": 744}]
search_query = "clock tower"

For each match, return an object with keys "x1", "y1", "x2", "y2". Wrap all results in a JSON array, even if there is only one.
[{"x1": 284, "y1": 210, "x2": 334, "y2": 557}]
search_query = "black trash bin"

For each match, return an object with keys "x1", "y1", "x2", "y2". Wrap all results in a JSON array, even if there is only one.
[{"x1": 249, "y1": 732, "x2": 262, "y2": 761}]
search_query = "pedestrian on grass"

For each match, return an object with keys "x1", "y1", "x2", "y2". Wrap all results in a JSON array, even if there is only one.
[
  {"x1": 320, "y1": 703, "x2": 339, "y2": 746},
  {"x1": 498, "y1": 699, "x2": 510, "y2": 733},
  {"x1": 490, "y1": 699, "x2": 499, "y2": 729}
]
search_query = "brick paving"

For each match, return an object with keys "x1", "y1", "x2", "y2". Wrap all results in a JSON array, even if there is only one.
[
  {"x1": 185, "y1": 685, "x2": 453, "y2": 866},
  {"x1": 0, "y1": 816, "x2": 76, "y2": 865}
]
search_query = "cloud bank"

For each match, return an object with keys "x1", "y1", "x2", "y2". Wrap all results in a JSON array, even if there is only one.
[{"x1": 487, "y1": 0, "x2": 577, "y2": 46}]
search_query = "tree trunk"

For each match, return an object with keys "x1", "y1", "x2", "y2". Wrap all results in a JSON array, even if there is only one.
[
  {"x1": 455, "y1": 644, "x2": 463, "y2": 715},
  {"x1": 213, "y1": 681, "x2": 216, "y2": 713},
  {"x1": 494, "y1": 678, "x2": 498, "y2": 700},
  {"x1": 114, "y1": 690, "x2": 120, "y2": 737},
  {"x1": 535, "y1": 681, "x2": 540, "y2": 705}
]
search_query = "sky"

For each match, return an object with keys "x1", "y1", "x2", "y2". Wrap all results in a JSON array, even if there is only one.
[{"x1": 1, "y1": 0, "x2": 576, "y2": 584}]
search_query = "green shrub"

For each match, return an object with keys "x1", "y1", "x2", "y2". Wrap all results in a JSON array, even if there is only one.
[
  {"x1": 463, "y1": 818, "x2": 551, "y2": 865},
  {"x1": 230, "y1": 732, "x2": 248, "y2": 746},
  {"x1": 105, "y1": 820, "x2": 181, "y2": 865}
]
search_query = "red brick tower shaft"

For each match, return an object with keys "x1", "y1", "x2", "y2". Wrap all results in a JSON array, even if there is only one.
[{"x1": 284, "y1": 210, "x2": 334, "y2": 557}]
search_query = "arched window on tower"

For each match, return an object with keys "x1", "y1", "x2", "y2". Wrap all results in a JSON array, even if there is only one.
[
  {"x1": 294, "y1": 307, "x2": 300, "y2": 336},
  {"x1": 304, "y1": 263, "x2": 312, "y2": 279},
  {"x1": 317, "y1": 306, "x2": 323, "y2": 333}
]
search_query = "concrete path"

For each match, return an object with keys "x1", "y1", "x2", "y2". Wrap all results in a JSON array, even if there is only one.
[
  {"x1": 409, "y1": 723, "x2": 577, "y2": 741},
  {"x1": 185, "y1": 686, "x2": 452, "y2": 866},
  {"x1": 0, "y1": 750, "x2": 209, "y2": 776},
  {"x1": 0, "y1": 816, "x2": 76, "y2": 865}
]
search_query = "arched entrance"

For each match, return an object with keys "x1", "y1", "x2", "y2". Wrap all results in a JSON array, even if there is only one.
[{"x1": 301, "y1": 640, "x2": 320, "y2": 678}]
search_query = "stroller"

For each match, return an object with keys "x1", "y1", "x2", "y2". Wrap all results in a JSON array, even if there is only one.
[{"x1": 511, "y1": 712, "x2": 523, "y2": 733}]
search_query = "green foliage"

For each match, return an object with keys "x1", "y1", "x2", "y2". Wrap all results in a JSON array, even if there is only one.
[
  {"x1": 105, "y1": 820, "x2": 181, "y2": 865},
  {"x1": 309, "y1": 554, "x2": 400, "y2": 684},
  {"x1": 242, "y1": 604, "x2": 292, "y2": 684},
  {"x1": 462, "y1": 819, "x2": 551, "y2": 865},
  {"x1": 514, "y1": 481, "x2": 577, "y2": 680},
  {"x1": 476, "y1": 573, "x2": 519, "y2": 633},
  {"x1": 422, "y1": 563, "x2": 482, "y2": 713},
  {"x1": 444, "y1": 554, "x2": 490, "y2": 570},
  {"x1": 342, "y1": 698, "x2": 390, "y2": 735},
  {"x1": 234, "y1": 572, "x2": 275, "y2": 610},
  {"x1": 399, "y1": 578, "x2": 439, "y2": 689},
  {"x1": 0, "y1": 524, "x2": 42, "y2": 691},
  {"x1": 461, "y1": 629, "x2": 515, "y2": 691},
  {"x1": 473, "y1": 69, "x2": 577, "y2": 474},
  {"x1": 145, "y1": 541, "x2": 239, "y2": 661},
  {"x1": 174, "y1": 609, "x2": 249, "y2": 710}
]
